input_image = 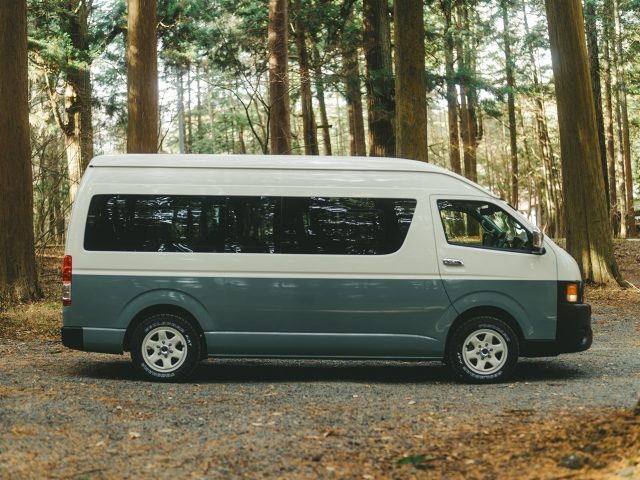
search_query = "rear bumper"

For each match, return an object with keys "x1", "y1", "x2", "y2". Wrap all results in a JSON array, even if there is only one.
[
  {"x1": 61, "y1": 327, "x2": 125, "y2": 354},
  {"x1": 61, "y1": 326, "x2": 84, "y2": 350},
  {"x1": 522, "y1": 303, "x2": 592, "y2": 357}
]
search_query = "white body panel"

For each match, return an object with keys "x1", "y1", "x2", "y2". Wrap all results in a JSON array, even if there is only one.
[{"x1": 66, "y1": 154, "x2": 579, "y2": 281}]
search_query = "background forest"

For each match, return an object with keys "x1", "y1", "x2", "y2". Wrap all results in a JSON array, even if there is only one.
[{"x1": 1, "y1": 0, "x2": 640, "y2": 304}]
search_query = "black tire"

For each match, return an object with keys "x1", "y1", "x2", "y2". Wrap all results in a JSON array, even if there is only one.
[
  {"x1": 130, "y1": 314, "x2": 201, "y2": 382},
  {"x1": 446, "y1": 316, "x2": 519, "y2": 383}
]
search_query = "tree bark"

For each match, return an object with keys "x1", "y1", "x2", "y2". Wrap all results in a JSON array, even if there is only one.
[
  {"x1": 342, "y1": 46, "x2": 367, "y2": 156},
  {"x1": 544, "y1": 0, "x2": 622, "y2": 284},
  {"x1": 440, "y1": 0, "x2": 461, "y2": 174},
  {"x1": 502, "y1": 0, "x2": 518, "y2": 207},
  {"x1": 293, "y1": 1, "x2": 319, "y2": 156},
  {"x1": 602, "y1": 27, "x2": 619, "y2": 235},
  {"x1": 177, "y1": 67, "x2": 186, "y2": 154},
  {"x1": 127, "y1": 0, "x2": 159, "y2": 153},
  {"x1": 584, "y1": 0, "x2": 610, "y2": 213},
  {"x1": 363, "y1": 0, "x2": 395, "y2": 157},
  {"x1": 312, "y1": 46, "x2": 332, "y2": 156},
  {"x1": 456, "y1": 2, "x2": 478, "y2": 182},
  {"x1": 394, "y1": 0, "x2": 428, "y2": 162},
  {"x1": 268, "y1": 0, "x2": 292, "y2": 154},
  {"x1": 613, "y1": 0, "x2": 636, "y2": 237},
  {"x1": 0, "y1": 0, "x2": 40, "y2": 306}
]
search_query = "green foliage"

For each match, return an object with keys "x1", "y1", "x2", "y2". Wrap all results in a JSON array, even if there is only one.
[{"x1": 396, "y1": 454, "x2": 428, "y2": 466}]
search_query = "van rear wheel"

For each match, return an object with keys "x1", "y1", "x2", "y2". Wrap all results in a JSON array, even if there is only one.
[
  {"x1": 131, "y1": 314, "x2": 200, "y2": 382},
  {"x1": 447, "y1": 316, "x2": 519, "y2": 383}
]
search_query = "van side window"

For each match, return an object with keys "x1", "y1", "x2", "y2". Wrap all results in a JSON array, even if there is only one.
[
  {"x1": 280, "y1": 197, "x2": 416, "y2": 255},
  {"x1": 85, "y1": 195, "x2": 416, "y2": 255},
  {"x1": 84, "y1": 195, "x2": 228, "y2": 253},
  {"x1": 437, "y1": 200, "x2": 532, "y2": 252}
]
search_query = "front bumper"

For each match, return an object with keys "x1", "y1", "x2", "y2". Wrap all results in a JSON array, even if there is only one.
[{"x1": 522, "y1": 303, "x2": 592, "y2": 357}]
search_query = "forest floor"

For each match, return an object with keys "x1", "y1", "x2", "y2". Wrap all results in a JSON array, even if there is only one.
[{"x1": 0, "y1": 241, "x2": 638, "y2": 479}]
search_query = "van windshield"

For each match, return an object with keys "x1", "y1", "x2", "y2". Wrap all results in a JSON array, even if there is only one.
[{"x1": 437, "y1": 200, "x2": 532, "y2": 251}]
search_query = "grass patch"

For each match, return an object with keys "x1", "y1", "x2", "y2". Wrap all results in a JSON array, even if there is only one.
[{"x1": 0, "y1": 301, "x2": 61, "y2": 341}]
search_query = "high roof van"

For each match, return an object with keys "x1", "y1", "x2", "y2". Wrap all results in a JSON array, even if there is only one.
[{"x1": 61, "y1": 155, "x2": 592, "y2": 383}]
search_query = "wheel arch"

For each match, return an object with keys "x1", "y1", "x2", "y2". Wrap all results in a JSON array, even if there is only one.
[{"x1": 123, "y1": 304, "x2": 207, "y2": 359}]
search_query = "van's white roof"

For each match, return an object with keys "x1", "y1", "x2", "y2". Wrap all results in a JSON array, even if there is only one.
[
  {"x1": 91, "y1": 154, "x2": 448, "y2": 173},
  {"x1": 89, "y1": 154, "x2": 498, "y2": 198}
]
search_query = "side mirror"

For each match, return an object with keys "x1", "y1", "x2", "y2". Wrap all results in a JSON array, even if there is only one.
[{"x1": 531, "y1": 227, "x2": 544, "y2": 253}]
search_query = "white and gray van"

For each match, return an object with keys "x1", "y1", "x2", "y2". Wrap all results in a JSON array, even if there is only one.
[{"x1": 61, "y1": 155, "x2": 592, "y2": 383}]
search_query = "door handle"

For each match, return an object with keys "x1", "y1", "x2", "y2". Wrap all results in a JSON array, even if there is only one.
[{"x1": 442, "y1": 258, "x2": 464, "y2": 267}]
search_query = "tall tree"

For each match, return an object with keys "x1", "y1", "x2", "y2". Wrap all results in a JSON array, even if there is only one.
[
  {"x1": 293, "y1": 0, "x2": 319, "y2": 155},
  {"x1": 612, "y1": 0, "x2": 635, "y2": 238},
  {"x1": 584, "y1": 0, "x2": 610, "y2": 213},
  {"x1": 363, "y1": 0, "x2": 395, "y2": 157},
  {"x1": 523, "y1": 3, "x2": 563, "y2": 237},
  {"x1": 501, "y1": 0, "x2": 518, "y2": 207},
  {"x1": 440, "y1": 0, "x2": 461, "y2": 174},
  {"x1": 456, "y1": 1, "x2": 479, "y2": 181},
  {"x1": 0, "y1": 0, "x2": 40, "y2": 306},
  {"x1": 268, "y1": 0, "x2": 291, "y2": 154},
  {"x1": 29, "y1": 0, "x2": 97, "y2": 202},
  {"x1": 394, "y1": 0, "x2": 428, "y2": 162},
  {"x1": 127, "y1": 0, "x2": 159, "y2": 153},
  {"x1": 602, "y1": 15, "x2": 619, "y2": 235},
  {"x1": 544, "y1": 0, "x2": 622, "y2": 284},
  {"x1": 342, "y1": 45, "x2": 367, "y2": 156}
]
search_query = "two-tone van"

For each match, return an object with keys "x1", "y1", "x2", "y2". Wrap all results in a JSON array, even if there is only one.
[{"x1": 61, "y1": 155, "x2": 592, "y2": 383}]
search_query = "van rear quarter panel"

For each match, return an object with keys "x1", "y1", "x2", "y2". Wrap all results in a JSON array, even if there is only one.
[{"x1": 64, "y1": 166, "x2": 472, "y2": 357}]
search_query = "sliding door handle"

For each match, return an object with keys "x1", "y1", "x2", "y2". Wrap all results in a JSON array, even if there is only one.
[{"x1": 442, "y1": 258, "x2": 464, "y2": 267}]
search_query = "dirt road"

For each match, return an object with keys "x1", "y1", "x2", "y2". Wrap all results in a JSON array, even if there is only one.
[{"x1": 0, "y1": 290, "x2": 638, "y2": 479}]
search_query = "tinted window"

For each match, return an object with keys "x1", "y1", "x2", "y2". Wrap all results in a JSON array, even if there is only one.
[
  {"x1": 437, "y1": 199, "x2": 532, "y2": 251},
  {"x1": 85, "y1": 195, "x2": 416, "y2": 255},
  {"x1": 281, "y1": 197, "x2": 415, "y2": 255}
]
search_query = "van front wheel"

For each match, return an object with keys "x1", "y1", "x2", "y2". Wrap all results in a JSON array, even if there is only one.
[
  {"x1": 131, "y1": 314, "x2": 200, "y2": 382},
  {"x1": 447, "y1": 316, "x2": 519, "y2": 383}
]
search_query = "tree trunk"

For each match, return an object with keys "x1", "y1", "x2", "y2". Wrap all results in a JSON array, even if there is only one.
[
  {"x1": 196, "y1": 64, "x2": 202, "y2": 149},
  {"x1": 602, "y1": 28, "x2": 619, "y2": 235},
  {"x1": 186, "y1": 65, "x2": 193, "y2": 153},
  {"x1": 544, "y1": 0, "x2": 622, "y2": 284},
  {"x1": 177, "y1": 67, "x2": 186, "y2": 154},
  {"x1": 440, "y1": 0, "x2": 461, "y2": 174},
  {"x1": 342, "y1": 46, "x2": 366, "y2": 156},
  {"x1": 523, "y1": 2, "x2": 562, "y2": 237},
  {"x1": 0, "y1": 0, "x2": 40, "y2": 306},
  {"x1": 127, "y1": 0, "x2": 159, "y2": 153},
  {"x1": 584, "y1": 0, "x2": 610, "y2": 213},
  {"x1": 613, "y1": 0, "x2": 636, "y2": 237},
  {"x1": 293, "y1": 1, "x2": 319, "y2": 156},
  {"x1": 312, "y1": 46, "x2": 332, "y2": 156},
  {"x1": 502, "y1": 0, "x2": 518, "y2": 208},
  {"x1": 268, "y1": 0, "x2": 292, "y2": 154},
  {"x1": 394, "y1": 0, "x2": 428, "y2": 162},
  {"x1": 457, "y1": 2, "x2": 478, "y2": 182},
  {"x1": 66, "y1": 0, "x2": 94, "y2": 202},
  {"x1": 363, "y1": 0, "x2": 395, "y2": 157}
]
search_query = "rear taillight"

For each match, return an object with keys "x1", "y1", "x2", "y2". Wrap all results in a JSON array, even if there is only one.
[{"x1": 62, "y1": 255, "x2": 72, "y2": 306}]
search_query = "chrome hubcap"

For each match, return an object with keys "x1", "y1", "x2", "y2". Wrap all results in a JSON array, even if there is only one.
[
  {"x1": 142, "y1": 326, "x2": 187, "y2": 373},
  {"x1": 462, "y1": 329, "x2": 508, "y2": 375}
]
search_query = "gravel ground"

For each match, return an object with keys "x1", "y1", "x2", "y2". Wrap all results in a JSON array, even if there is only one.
[{"x1": 0, "y1": 294, "x2": 638, "y2": 479}]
